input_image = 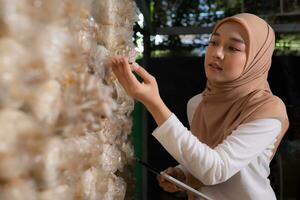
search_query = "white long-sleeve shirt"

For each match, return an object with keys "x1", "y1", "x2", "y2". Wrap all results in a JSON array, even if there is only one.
[{"x1": 152, "y1": 93, "x2": 282, "y2": 200}]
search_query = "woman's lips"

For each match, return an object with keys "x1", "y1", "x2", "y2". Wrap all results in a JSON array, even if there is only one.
[{"x1": 209, "y1": 63, "x2": 223, "y2": 71}]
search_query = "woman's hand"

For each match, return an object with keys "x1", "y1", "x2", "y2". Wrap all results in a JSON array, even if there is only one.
[
  {"x1": 109, "y1": 56, "x2": 160, "y2": 106},
  {"x1": 109, "y1": 56, "x2": 172, "y2": 126},
  {"x1": 157, "y1": 167, "x2": 186, "y2": 193}
]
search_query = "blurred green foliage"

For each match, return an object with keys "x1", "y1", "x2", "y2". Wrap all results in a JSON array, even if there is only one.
[{"x1": 146, "y1": 0, "x2": 300, "y2": 57}]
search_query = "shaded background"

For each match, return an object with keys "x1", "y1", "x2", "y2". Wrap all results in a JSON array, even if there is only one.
[{"x1": 131, "y1": 0, "x2": 300, "y2": 199}]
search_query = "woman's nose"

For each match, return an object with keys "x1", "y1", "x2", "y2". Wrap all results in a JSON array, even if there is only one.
[{"x1": 212, "y1": 47, "x2": 224, "y2": 60}]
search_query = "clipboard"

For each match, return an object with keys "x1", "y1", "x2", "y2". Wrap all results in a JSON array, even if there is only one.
[{"x1": 136, "y1": 157, "x2": 214, "y2": 200}]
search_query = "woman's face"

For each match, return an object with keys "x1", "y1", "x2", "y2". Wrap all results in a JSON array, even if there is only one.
[{"x1": 204, "y1": 21, "x2": 248, "y2": 83}]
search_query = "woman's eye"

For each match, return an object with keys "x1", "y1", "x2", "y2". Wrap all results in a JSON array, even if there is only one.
[
  {"x1": 209, "y1": 41, "x2": 218, "y2": 46},
  {"x1": 229, "y1": 46, "x2": 240, "y2": 52}
]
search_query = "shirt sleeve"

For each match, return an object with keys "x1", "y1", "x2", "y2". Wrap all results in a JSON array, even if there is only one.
[{"x1": 152, "y1": 113, "x2": 281, "y2": 185}]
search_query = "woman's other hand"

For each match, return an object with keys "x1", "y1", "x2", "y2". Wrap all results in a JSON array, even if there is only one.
[{"x1": 157, "y1": 167, "x2": 186, "y2": 193}]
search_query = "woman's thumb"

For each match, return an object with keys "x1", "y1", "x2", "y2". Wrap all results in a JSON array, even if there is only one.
[{"x1": 132, "y1": 63, "x2": 154, "y2": 83}]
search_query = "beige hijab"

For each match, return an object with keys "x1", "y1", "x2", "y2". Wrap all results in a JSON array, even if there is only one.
[{"x1": 187, "y1": 13, "x2": 289, "y2": 197}]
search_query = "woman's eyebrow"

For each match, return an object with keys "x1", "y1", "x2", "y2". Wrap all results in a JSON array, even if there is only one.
[
  {"x1": 229, "y1": 37, "x2": 245, "y2": 44},
  {"x1": 212, "y1": 32, "x2": 220, "y2": 37},
  {"x1": 212, "y1": 32, "x2": 245, "y2": 44}
]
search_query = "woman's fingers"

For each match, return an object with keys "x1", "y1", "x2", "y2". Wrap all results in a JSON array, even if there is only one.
[
  {"x1": 157, "y1": 175, "x2": 179, "y2": 192},
  {"x1": 110, "y1": 58, "x2": 126, "y2": 84},
  {"x1": 133, "y1": 64, "x2": 155, "y2": 84},
  {"x1": 110, "y1": 57, "x2": 140, "y2": 88},
  {"x1": 120, "y1": 57, "x2": 140, "y2": 84},
  {"x1": 165, "y1": 167, "x2": 175, "y2": 175},
  {"x1": 110, "y1": 56, "x2": 153, "y2": 86},
  {"x1": 156, "y1": 168, "x2": 184, "y2": 193},
  {"x1": 109, "y1": 56, "x2": 160, "y2": 104}
]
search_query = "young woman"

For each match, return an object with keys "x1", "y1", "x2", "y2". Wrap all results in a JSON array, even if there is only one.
[{"x1": 109, "y1": 13, "x2": 289, "y2": 200}]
